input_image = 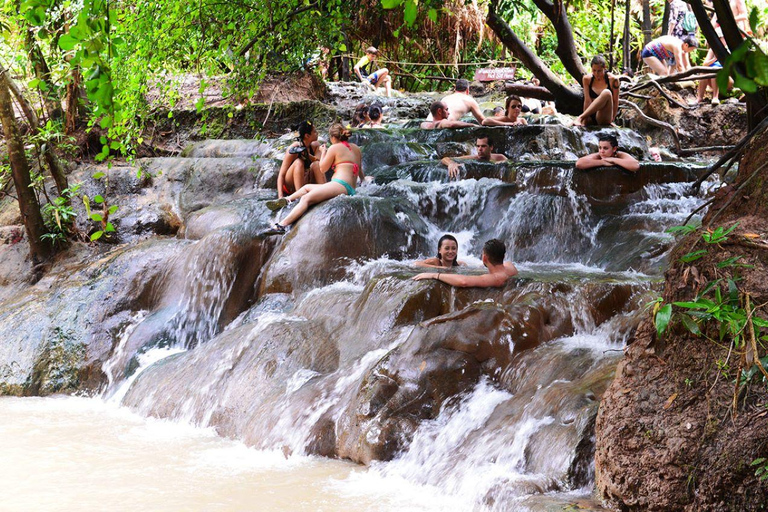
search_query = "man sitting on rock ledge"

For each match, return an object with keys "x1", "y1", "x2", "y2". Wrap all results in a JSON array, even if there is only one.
[
  {"x1": 412, "y1": 239, "x2": 518, "y2": 288},
  {"x1": 575, "y1": 134, "x2": 639, "y2": 173},
  {"x1": 441, "y1": 136, "x2": 507, "y2": 179}
]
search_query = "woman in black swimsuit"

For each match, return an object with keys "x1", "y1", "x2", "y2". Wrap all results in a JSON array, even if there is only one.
[
  {"x1": 575, "y1": 55, "x2": 620, "y2": 127},
  {"x1": 276, "y1": 121, "x2": 324, "y2": 199}
]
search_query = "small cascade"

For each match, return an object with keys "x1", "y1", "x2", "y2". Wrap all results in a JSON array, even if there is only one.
[{"x1": 0, "y1": 118, "x2": 720, "y2": 510}]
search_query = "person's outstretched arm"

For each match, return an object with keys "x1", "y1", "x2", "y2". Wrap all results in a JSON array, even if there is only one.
[
  {"x1": 441, "y1": 119, "x2": 477, "y2": 128},
  {"x1": 412, "y1": 271, "x2": 507, "y2": 288},
  {"x1": 468, "y1": 99, "x2": 486, "y2": 123},
  {"x1": 603, "y1": 152, "x2": 640, "y2": 172},
  {"x1": 440, "y1": 156, "x2": 462, "y2": 179},
  {"x1": 575, "y1": 153, "x2": 609, "y2": 170}
]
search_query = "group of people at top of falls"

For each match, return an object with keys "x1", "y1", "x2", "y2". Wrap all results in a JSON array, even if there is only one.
[{"x1": 260, "y1": 4, "x2": 756, "y2": 281}]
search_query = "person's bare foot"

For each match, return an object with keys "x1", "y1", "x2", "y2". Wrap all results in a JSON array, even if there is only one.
[{"x1": 573, "y1": 116, "x2": 586, "y2": 127}]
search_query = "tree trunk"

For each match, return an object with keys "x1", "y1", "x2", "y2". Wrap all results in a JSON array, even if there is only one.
[
  {"x1": 24, "y1": 29, "x2": 59, "y2": 121},
  {"x1": 486, "y1": 0, "x2": 582, "y2": 115},
  {"x1": 65, "y1": 67, "x2": 81, "y2": 135},
  {"x1": 642, "y1": 0, "x2": 652, "y2": 45},
  {"x1": 531, "y1": 0, "x2": 586, "y2": 82},
  {"x1": 622, "y1": 0, "x2": 631, "y2": 72},
  {"x1": 689, "y1": 0, "x2": 729, "y2": 63},
  {"x1": 711, "y1": 0, "x2": 744, "y2": 53},
  {"x1": 341, "y1": 31, "x2": 351, "y2": 81},
  {"x1": 661, "y1": 0, "x2": 670, "y2": 36},
  {"x1": 0, "y1": 70, "x2": 52, "y2": 264},
  {"x1": 3, "y1": 67, "x2": 69, "y2": 196}
]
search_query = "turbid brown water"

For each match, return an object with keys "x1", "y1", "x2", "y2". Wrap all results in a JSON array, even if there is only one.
[{"x1": 0, "y1": 396, "x2": 458, "y2": 512}]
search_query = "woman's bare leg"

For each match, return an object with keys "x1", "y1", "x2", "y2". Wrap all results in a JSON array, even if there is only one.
[
  {"x1": 710, "y1": 79, "x2": 720, "y2": 101},
  {"x1": 287, "y1": 159, "x2": 306, "y2": 191},
  {"x1": 594, "y1": 89, "x2": 614, "y2": 125},
  {"x1": 280, "y1": 181, "x2": 348, "y2": 226},
  {"x1": 309, "y1": 161, "x2": 326, "y2": 184},
  {"x1": 575, "y1": 89, "x2": 612, "y2": 126},
  {"x1": 643, "y1": 56, "x2": 669, "y2": 76},
  {"x1": 285, "y1": 183, "x2": 322, "y2": 202}
]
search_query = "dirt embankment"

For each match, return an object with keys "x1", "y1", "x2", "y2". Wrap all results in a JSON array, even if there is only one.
[{"x1": 595, "y1": 124, "x2": 768, "y2": 511}]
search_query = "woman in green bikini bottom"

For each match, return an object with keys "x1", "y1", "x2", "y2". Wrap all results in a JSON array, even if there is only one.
[{"x1": 265, "y1": 123, "x2": 364, "y2": 234}]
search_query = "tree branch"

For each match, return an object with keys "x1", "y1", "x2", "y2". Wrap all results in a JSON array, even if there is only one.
[
  {"x1": 530, "y1": 0, "x2": 586, "y2": 82},
  {"x1": 619, "y1": 99, "x2": 681, "y2": 151},
  {"x1": 486, "y1": 0, "x2": 582, "y2": 114}
]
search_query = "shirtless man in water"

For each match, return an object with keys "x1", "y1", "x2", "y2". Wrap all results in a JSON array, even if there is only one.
[
  {"x1": 441, "y1": 79, "x2": 485, "y2": 123},
  {"x1": 441, "y1": 136, "x2": 507, "y2": 179},
  {"x1": 412, "y1": 239, "x2": 518, "y2": 288},
  {"x1": 421, "y1": 101, "x2": 477, "y2": 130}
]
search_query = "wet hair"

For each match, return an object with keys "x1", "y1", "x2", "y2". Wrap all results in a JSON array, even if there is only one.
[
  {"x1": 455, "y1": 79, "x2": 470, "y2": 92},
  {"x1": 329, "y1": 123, "x2": 351, "y2": 142},
  {"x1": 368, "y1": 105, "x2": 382, "y2": 121},
  {"x1": 430, "y1": 101, "x2": 446, "y2": 117},
  {"x1": 599, "y1": 134, "x2": 619, "y2": 148},
  {"x1": 483, "y1": 239, "x2": 506, "y2": 265},
  {"x1": 366, "y1": 46, "x2": 379, "y2": 55},
  {"x1": 436, "y1": 234, "x2": 460, "y2": 267},
  {"x1": 352, "y1": 103, "x2": 369, "y2": 127},
  {"x1": 476, "y1": 136, "x2": 493, "y2": 148},
  {"x1": 493, "y1": 106, "x2": 505, "y2": 115},
  {"x1": 591, "y1": 55, "x2": 607, "y2": 68},
  {"x1": 682, "y1": 35, "x2": 698, "y2": 48},
  {"x1": 295, "y1": 120, "x2": 314, "y2": 141},
  {"x1": 505, "y1": 95, "x2": 523, "y2": 112}
]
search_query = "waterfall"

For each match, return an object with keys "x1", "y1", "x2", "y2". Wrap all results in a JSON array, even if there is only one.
[{"x1": 0, "y1": 121, "x2": 716, "y2": 510}]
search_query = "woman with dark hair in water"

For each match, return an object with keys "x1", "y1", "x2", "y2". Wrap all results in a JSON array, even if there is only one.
[
  {"x1": 265, "y1": 123, "x2": 364, "y2": 234},
  {"x1": 365, "y1": 105, "x2": 384, "y2": 128},
  {"x1": 414, "y1": 234, "x2": 466, "y2": 268},
  {"x1": 276, "y1": 121, "x2": 324, "y2": 198},
  {"x1": 351, "y1": 104, "x2": 370, "y2": 128}
]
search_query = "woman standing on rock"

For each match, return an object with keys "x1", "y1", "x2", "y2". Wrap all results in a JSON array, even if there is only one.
[
  {"x1": 415, "y1": 234, "x2": 467, "y2": 268},
  {"x1": 276, "y1": 121, "x2": 324, "y2": 199},
  {"x1": 265, "y1": 123, "x2": 364, "y2": 234}
]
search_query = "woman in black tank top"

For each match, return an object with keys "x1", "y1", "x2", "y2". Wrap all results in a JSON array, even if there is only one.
[{"x1": 575, "y1": 55, "x2": 620, "y2": 126}]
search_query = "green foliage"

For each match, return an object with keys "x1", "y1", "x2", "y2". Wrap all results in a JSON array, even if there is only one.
[
  {"x1": 83, "y1": 185, "x2": 117, "y2": 242},
  {"x1": 751, "y1": 458, "x2": 768, "y2": 482},
  {"x1": 655, "y1": 223, "x2": 760, "y2": 347},
  {"x1": 27, "y1": 120, "x2": 79, "y2": 157},
  {"x1": 718, "y1": 37, "x2": 768, "y2": 96},
  {"x1": 41, "y1": 183, "x2": 81, "y2": 246}
]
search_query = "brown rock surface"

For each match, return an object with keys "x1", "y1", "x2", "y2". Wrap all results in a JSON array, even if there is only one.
[{"x1": 595, "y1": 123, "x2": 768, "y2": 511}]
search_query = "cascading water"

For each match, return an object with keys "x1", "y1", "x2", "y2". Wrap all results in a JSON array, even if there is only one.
[{"x1": 0, "y1": 119, "x2": 716, "y2": 510}]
